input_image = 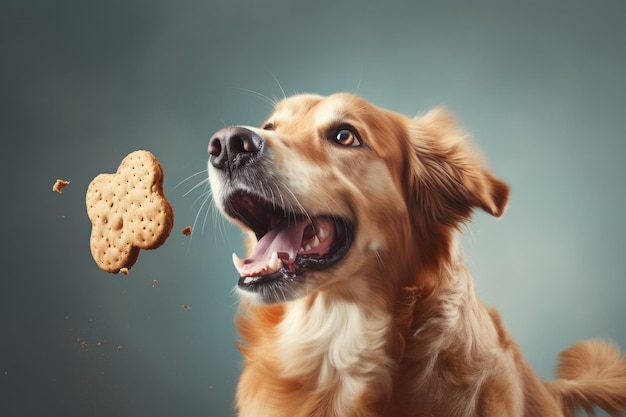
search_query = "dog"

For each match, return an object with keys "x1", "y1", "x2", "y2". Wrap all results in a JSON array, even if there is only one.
[{"x1": 207, "y1": 93, "x2": 626, "y2": 417}]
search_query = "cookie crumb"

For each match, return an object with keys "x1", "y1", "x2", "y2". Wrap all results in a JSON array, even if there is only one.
[
  {"x1": 119, "y1": 267, "x2": 129, "y2": 275},
  {"x1": 181, "y1": 225, "x2": 192, "y2": 236},
  {"x1": 53, "y1": 179, "x2": 70, "y2": 193}
]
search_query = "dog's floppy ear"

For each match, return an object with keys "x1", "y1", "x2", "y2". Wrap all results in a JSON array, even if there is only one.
[{"x1": 407, "y1": 107, "x2": 509, "y2": 227}]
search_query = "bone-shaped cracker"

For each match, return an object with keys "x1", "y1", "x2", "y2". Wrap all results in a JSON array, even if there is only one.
[{"x1": 86, "y1": 150, "x2": 174, "y2": 273}]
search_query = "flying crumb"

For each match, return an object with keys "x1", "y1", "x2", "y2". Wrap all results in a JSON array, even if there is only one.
[
  {"x1": 182, "y1": 304, "x2": 190, "y2": 310},
  {"x1": 119, "y1": 267, "x2": 129, "y2": 275},
  {"x1": 53, "y1": 179, "x2": 70, "y2": 193},
  {"x1": 181, "y1": 225, "x2": 192, "y2": 236},
  {"x1": 152, "y1": 279, "x2": 159, "y2": 287}
]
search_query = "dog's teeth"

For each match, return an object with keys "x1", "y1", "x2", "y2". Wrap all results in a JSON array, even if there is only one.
[
  {"x1": 232, "y1": 253, "x2": 244, "y2": 270},
  {"x1": 304, "y1": 244, "x2": 312, "y2": 251},
  {"x1": 269, "y1": 251, "x2": 282, "y2": 271},
  {"x1": 318, "y1": 227, "x2": 327, "y2": 240},
  {"x1": 311, "y1": 236, "x2": 320, "y2": 248}
]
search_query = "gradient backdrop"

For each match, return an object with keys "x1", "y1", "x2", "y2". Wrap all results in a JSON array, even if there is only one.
[{"x1": 1, "y1": 1, "x2": 625, "y2": 416}]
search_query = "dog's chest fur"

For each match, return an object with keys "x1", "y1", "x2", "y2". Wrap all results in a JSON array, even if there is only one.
[
  {"x1": 236, "y1": 293, "x2": 395, "y2": 417},
  {"x1": 235, "y1": 252, "x2": 505, "y2": 417}
]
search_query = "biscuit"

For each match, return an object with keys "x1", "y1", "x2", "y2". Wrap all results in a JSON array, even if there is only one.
[
  {"x1": 86, "y1": 150, "x2": 174, "y2": 273},
  {"x1": 53, "y1": 179, "x2": 70, "y2": 193}
]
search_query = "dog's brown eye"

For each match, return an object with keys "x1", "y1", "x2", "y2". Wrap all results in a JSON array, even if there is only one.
[
  {"x1": 262, "y1": 123, "x2": 275, "y2": 131},
  {"x1": 335, "y1": 129, "x2": 360, "y2": 147}
]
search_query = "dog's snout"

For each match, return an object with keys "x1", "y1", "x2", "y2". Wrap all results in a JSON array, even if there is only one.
[{"x1": 208, "y1": 126, "x2": 264, "y2": 171}]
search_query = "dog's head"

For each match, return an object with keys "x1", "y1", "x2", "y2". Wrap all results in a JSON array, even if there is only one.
[{"x1": 208, "y1": 93, "x2": 508, "y2": 304}]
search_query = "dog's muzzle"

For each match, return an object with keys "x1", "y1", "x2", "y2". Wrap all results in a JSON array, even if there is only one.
[{"x1": 207, "y1": 125, "x2": 354, "y2": 303}]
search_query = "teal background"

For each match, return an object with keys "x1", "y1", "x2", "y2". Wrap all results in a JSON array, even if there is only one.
[{"x1": 1, "y1": 1, "x2": 625, "y2": 416}]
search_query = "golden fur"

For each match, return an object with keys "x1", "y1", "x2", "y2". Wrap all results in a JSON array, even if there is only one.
[{"x1": 208, "y1": 93, "x2": 626, "y2": 416}]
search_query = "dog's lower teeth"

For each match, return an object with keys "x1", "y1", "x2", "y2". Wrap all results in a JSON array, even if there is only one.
[{"x1": 243, "y1": 277, "x2": 258, "y2": 284}]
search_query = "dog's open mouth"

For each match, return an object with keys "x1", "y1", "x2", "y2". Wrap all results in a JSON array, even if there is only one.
[{"x1": 225, "y1": 191, "x2": 354, "y2": 292}]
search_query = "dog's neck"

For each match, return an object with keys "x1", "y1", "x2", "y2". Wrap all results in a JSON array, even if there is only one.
[
  {"x1": 236, "y1": 235, "x2": 502, "y2": 416},
  {"x1": 276, "y1": 292, "x2": 393, "y2": 414}
]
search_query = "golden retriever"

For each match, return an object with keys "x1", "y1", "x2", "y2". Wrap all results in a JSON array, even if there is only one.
[{"x1": 207, "y1": 93, "x2": 626, "y2": 417}]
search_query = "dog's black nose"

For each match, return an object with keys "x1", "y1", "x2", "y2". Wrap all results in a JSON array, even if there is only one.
[{"x1": 208, "y1": 126, "x2": 264, "y2": 171}]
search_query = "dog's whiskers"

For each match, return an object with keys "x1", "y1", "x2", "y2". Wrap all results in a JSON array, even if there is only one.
[
  {"x1": 236, "y1": 88, "x2": 278, "y2": 108},
  {"x1": 171, "y1": 169, "x2": 208, "y2": 193},
  {"x1": 182, "y1": 176, "x2": 210, "y2": 198},
  {"x1": 176, "y1": 169, "x2": 229, "y2": 242},
  {"x1": 269, "y1": 73, "x2": 287, "y2": 101},
  {"x1": 281, "y1": 183, "x2": 314, "y2": 227}
]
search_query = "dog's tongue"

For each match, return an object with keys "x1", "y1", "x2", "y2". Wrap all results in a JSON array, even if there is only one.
[{"x1": 232, "y1": 219, "x2": 311, "y2": 277}]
